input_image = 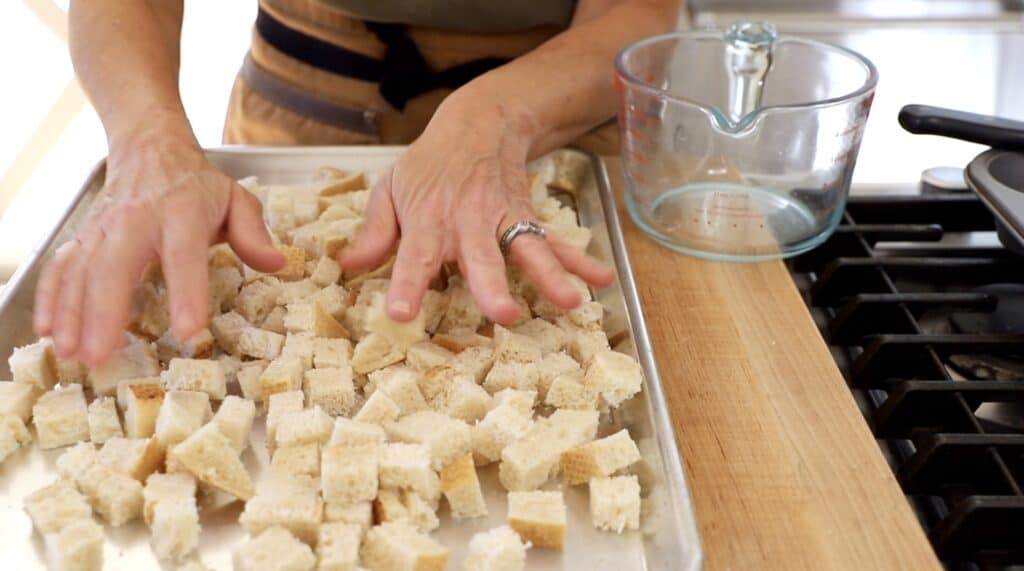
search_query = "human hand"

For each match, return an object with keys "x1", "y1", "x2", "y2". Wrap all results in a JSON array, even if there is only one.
[
  {"x1": 33, "y1": 130, "x2": 284, "y2": 367},
  {"x1": 338, "y1": 103, "x2": 615, "y2": 324}
]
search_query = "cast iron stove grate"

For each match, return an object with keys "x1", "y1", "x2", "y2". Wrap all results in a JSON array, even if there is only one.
[{"x1": 789, "y1": 192, "x2": 1024, "y2": 570}]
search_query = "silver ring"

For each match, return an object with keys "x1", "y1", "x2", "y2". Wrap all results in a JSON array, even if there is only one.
[{"x1": 499, "y1": 220, "x2": 546, "y2": 257}]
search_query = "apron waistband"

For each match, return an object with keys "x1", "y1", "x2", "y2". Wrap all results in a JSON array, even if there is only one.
[{"x1": 255, "y1": 6, "x2": 510, "y2": 111}]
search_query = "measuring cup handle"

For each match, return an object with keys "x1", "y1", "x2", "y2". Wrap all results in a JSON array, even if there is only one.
[{"x1": 899, "y1": 104, "x2": 1024, "y2": 151}]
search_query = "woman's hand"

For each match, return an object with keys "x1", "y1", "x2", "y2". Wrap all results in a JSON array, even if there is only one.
[
  {"x1": 338, "y1": 97, "x2": 615, "y2": 324},
  {"x1": 33, "y1": 129, "x2": 284, "y2": 367}
]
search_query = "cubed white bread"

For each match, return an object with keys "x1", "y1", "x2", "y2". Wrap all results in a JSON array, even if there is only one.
[
  {"x1": 168, "y1": 423, "x2": 254, "y2": 500},
  {"x1": 275, "y1": 406, "x2": 333, "y2": 449},
  {"x1": 155, "y1": 390, "x2": 213, "y2": 447},
  {"x1": 440, "y1": 453, "x2": 487, "y2": 519},
  {"x1": 450, "y1": 345, "x2": 497, "y2": 384},
  {"x1": 483, "y1": 361, "x2": 541, "y2": 395},
  {"x1": 400, "y1": 488, "x2": 440, "y2": 532},
  {"x1": 238, "y1": 327, "x2": 285, "y2": 361},
  {"x1": 234, "y1": 526, "x2": 316, "y2": 571},
  {"x1": 307, "y1": 283, "x2": 348, "y2": 320},
  {"x1": 262, "y1": 305, "x2": 289, "y2": 334},
  {"x1": 266, "y1": 187, "x2": 297, "y2": 238},
  {"x1": 462, "y1": 525, "x2": 531, "y2": 571},
  {"x1": 364, "y1": 292, "x2": 426, "y2": 349},
  {"x1": 312, "y1": 337, "x2": 353, "y2": 369},
  {"x1": 317, "y1": 522, "x2": 361, "y2": 571},
  {"x1": 321, "y1": 444, "x2": 379, "y2": 504},
  {"x1": 378, "y1": 442, "x2": 434, "y2": 495},
  {"x1": 156, "y1": 328, "x2": 215, "y2": 362},
  {"x1": 98, "y1": 436, "x2": 164, "y2": 481},
  {"x1": 55, "y1": 357, "x2": 87, "y2": 385},
  {"x1": 360, "y1": 521, "x2": 448, "y2": 571},
  {"x1": 143, "y1": 472, "x2": 196, "y2": 525},
  {"x1": 490, "y1": 389, "x2": 536, "y2": 417},
  {"x1": 176, "y1": 559, "x2": 213, "y2": 571},
  {"x1": 507, "y1": 490, "x2": 566, "y2": 550},
  {"x1": 282, "y1": 331, "x2": 315, "y2": 369},
  {"x1": 210, "y1": 265, "x2": 244, "y2": 312},
  {"x1": 544, "y1": 374, "x2": 598, "y2": 411},
  {"x1": 211, "y1": 311, "x2": 251, "y2": 354},
  {"x1": 420, "y1": 289, "x2": 448, "y2": 334},
  {"x1": 583, "y1": 350, "x2": 643, "y2": 408},
  {"x1": 369, "y1": 367, "x2": 428, "y2": 415},
  {"x1": 353, "y1": 389, "x2": 401, "y2": 425},
  {"x1": 212, "y1": 395, "x2": 256, "y2": 452},
  {"x1": 55, "y1": 442, "x2": 98, "y2": 480},
  {"x1": 278, "y1": 279, "x2": 320, "y2": 306},
  {"x1": 437, "y1": 277, "x2": 483, "y2": 333},
  {"x1": 234, "y1": 277, "x2": 283, "y2": 324},
  {"x1": 561, "y1": 429, "x2": 642, "y2": 486},
  {"x1": 240, "y1": 481, "x2": 324, "y2": 546},
  {"x1": 76, "y1": 462, "x2": 144, "y2": 526},
  {"x1": 317, "y1": 168, "x2": 366, "y2": 194},
  {"x1": 44, "y1": 517, "x2": 104, "y2": 571},
  {"x1": 274, "y1": 245, "x2": 308, "y2": 280},
  {"x1": 404, "y1": 341, "x2": 453, "y2": 371},
  {"x1": 290, "y1": 218, "x2": 358, "y2": 259},
  {"x1": 499, "y1": 409, "x2": 599, "y2": 491},
  {"x1": 33, "y1": 384, "x2": 89, "y2": 449},
  {"x1": 565, "y1": 327, "x2": 610, "y2": 367},
  {"x1": 284, "y1": 301, "x2": 350, "y2": 339},
  {"x1": 123, "y1": 382, "x2": 165, "y2": 438},
  {"x1": 115, "y1": 377, "x2": 161, "y2": 411},
  {"x1": 532, "y1": 275, "x2": 592, "y2": 321},
  {"x1": 0, "y1": 415, "x2": 31, "y2": 462},
  {"x1": 0, "y1": 380, "x2": 40, "y2": 422},
  {"x1": 271, "y1": 443, "x2": 321, "y2": 479},
  {"x1": 472, "y1": 404, "x2": 534, "y2": 466},
  {"x1": 430, "y1": 375, "x2": 492, "y2": 423},
  {"x1": 86, "y1": 397, "x2": 123, "y2": 444},
  {"x1": 537, "y1": 352, "x2": 582, "y2": 399},
  {"x1": 304, "y1": 367, "x2": 357, "y2": 416},
  {"x1": 492, "y1": 325, "x2": 542, "y2": 363},
  {"x1": 329, "y1": 418, "x2": 386, "y2": 448},
  {"x1": 260, "y1": 355, "x2": 304, "y2": 403},
  {"x1": 218, "y1": 354, "x2": 243, "y2": 383},
  {"x1": 9, "y1": 339, "x2": 57, "y2": 390},
  {"x1": 130, "y1": 281, "x2": 170, "y2": 339},
  {"x1": 385, "y1": 411, "x2": 472, "y2": 471},
  {"x1": 309, "y1": 256, "x2": 342, "y2": 287},
  {"x1": 236, "y1": 360, "x2": 269, "y2": 402},
  {"x1": 589, "y1": 475, "x2": 641, "y2": 533},
  {"x1": 267, "y1": 390, "x2": 305, "y2": 449},
  {"x1": 432, "y1": 329, "x2": 491, "y2": 354},
  {"x1": 563, "y1": 300, "x2": 604, "y2": 331},
  {"x1": 512, "y1": 318, "x2": 568, "y2": 355},
  {"x1": 151, "y1": 498, "x2": 200, "y2": 562},
  {"x1": 417, "y1": 365, "x2": 455, "y2": 402},
  {"x1": 350, "y1": 332, "x2": 404, "y2": 375},
  {"x1": 23, "y1": 479, "x2": 92, "y2": 534},
  {"x1": 86, "y1": 333, "x2": 160, "y2": 396}
]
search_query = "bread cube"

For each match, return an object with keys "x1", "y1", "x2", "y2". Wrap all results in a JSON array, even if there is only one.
[
  {"x1": 317, "y1": 522, "x2": 361, "y2": 571},
  {"x1": 210, "y1": 265, "x2": 244, "y2": 312},
  {"x1": 277, "y1": 278, "x2": 320, "y2": 305},
  {"x1": 234, "y1": 526, "x2": 316, "y2": 571},
  {"x1": 350, "y1": 332, "x2": 404, "y2": 375},
  {"x1": 211, "y1": 311, "x2": 251, "y2": 354},
  {"x1": 317, "y1": 169, "x2": 366, "y2": 195},
  {"x1": 364, "y1": 292, "x2": 426, "y2": 350},
  {"x1": 262, "y1": 305, "x2": 289, "y2": 334},
  {"x1": 156, "y1": 327, "x2": 215, "y2": 362},
  {"x1": 239, "y1": 481, "x2": 323, "y2": 546},
  {"x1": 324, "y1": 501, "x2": 373, "y2": 536},
  {"x1": 589, "y1": 475, "x2": 641, "y2": 533},
  {"x1": 55, "y1": 356, "x2": 87, "y2": 385},
  {"x1": 437, "y1": 277, "x2": 483, "y2": 333},
  {"x1": 267, "y1": 390, "x2": 305, "y2": 449},
  {"x1": 260, "y1": 355, "x2": 304, "y2": 403},
  {"x1": 385, "y1": 411, "x2": 472, "y2": 471},
  {"x1": 169, "y1": 423, "x2": 254, "y2": 500},
  {"x1": 583, "y1": 350, "x2": 643, "y2": 408},
  {"x1": 115, "y1": 377, "x2": 161, "y2": 410},
  {"x1": 236, "y1": 360, "x2": 268, "y2": 401},
  {"x1": 0, "y1": 415, "x2": 31, "y2": 462},
  {"x1": 490, "y1": 388, "x2": 536, "y2": 417},
  {"x1": 55, "y1": 441, "x2": 98, "y2": 480},
  {"x1": 86, "y1": 333, "x2": 160, "y2": 396},
  {"x1": 328, "y1": 417, "x2": 386, "y2": 448},
  {"x1": 404, "y1": 341, "x2": 453, "y2": 371},
  {"x1": 499, "y1": 409, "x2": 599, "y2": 491},
  {"x1": 417, "y1": 365, "x2": 455, "y2": 401},
  {"x1": 282, "y1": 331, "x2": 315, "y2": 369},
  {"x1": 353, "y1": 389, "x2": 401, "y2": 425},
  {"x1": 360, "y1": 521, "x2": 448, "y2": 571},
  {"x1": 537, "y1": 351, "x2": 582, "y2": 399},
  {"x1": 44, "y1": 517, "x2": 104, "y2": 571},
  {"x1": 432, "y1": 329, "x2": 491, "y2": 353},
  {"x1": 565, "y1": 327, "x2": 610, "y2": 367},
  {"x1": 155, "y1": 390, "x2": 213, "y2": 447},
  {"x1": 507, "y1": 490, "x2": 566, "y2": 550},
  {"x1": 312, "y1": 337, "x2": 353, "y2": 369},
  {"x1": 309, "y1": 256, "x2": 342, "y2": 287},
  {"x1": 533, "y1": 276, "x2": 592, "y2": 321},
  {"x1": 176, "y1": 560, "x2": 212, "y2": 571},
  {"x1": 512, "y1": 318, "x2": 568, "y2": 355},
  {"x1": 274, "y1": 245, "x2": 307, "y2": 280},
  {"x1": 238, "y1": 326, "x2": 285, "y2": 360},
  {"x1": 151, "y1": 499, "x2": 200, "y2": 562},
  {"x1": 561, "y1": 429, "x2": 642, "y2": 486},
  {"x1": 211, "y1": 395, "x2": 256, "y2": 452},
  {"x1": 0, "y1": 380, "x2": 40, "y2": 422},
  {"x1": 492, "y1": 325, "x2": 543, "y2": 363},
  {"x1": 23, "y1": 479, "x2": 92, "y2": 534},
  {"x1": 431, "y1": 375, "x2": 492, "y2": 423},
  {"x1": 143, "y1": 471, "x2": 196, "y2": 525},
  {"x1": 271, "y1": 443, "x2": 320, "y2": 479},
  {"x1": 76, "y1": 462, "x2": 144, "y2": 525},
  {"x1": 451, "y1": 345, "x2": 497, "y2": 384},
  {"x1": 9, "y1": 339, "x2": 57, "y2": 390},
  {"x1": 370, "y1": 367, "x2": 428, "y2": 415},
  {"x1": 304, "y1": 367, "x2": 357, "y2": 417},
  {"x1": 564, "y1": 300, "x2": 604, "y2": 331},
  {"x1": 463, "y1": 525, "x2": 531, "y2": 571},
  {"x1": 440, "y1": 453, "x2": 487, "y2": 519},
  {"x1": 285, "y1": 301, "x2": 350, "y2": 339},
  {"x1": 307, "y1": 283, "x2": 348, "y2": 320},
  {"x1": 33, "y1": 384, "x2": 89, "y2": 449},
  {"x1": 544, "y1": 373, "x2": 598, "y2": 410},
  {"x1": 123, "y1": 381, "x2": 166, "y2": 438},
  {"x1": 86, "y1": 397, "x2": 123, "y2": 444},
  {"x1": 98, "y1": 436, "x2": 164, "y2": 481},
  {"x1": 234, "y1": 277, "x2": 283, "y2": 323},
  {"x1": 401, "y1": 488, "x2": 440, "y2": 532},
  {"x1": 130, "y1": 280, "x2": 170, "y2": 339},
  {"x1": 321, "y1": 444, "x2": 379, "y2": 504},
  {"x1": 472, "y1": 404, "x2": 534, "y2": 466},
  {"x1": 378, "y1": 443, "x2": 434, "y2": 494},
  {"x1": 275, "y1": 406, "x2": 333, "y2": 449},
  {"x1": 483, "y1": 361, "x2": 541, "y2": 395}
]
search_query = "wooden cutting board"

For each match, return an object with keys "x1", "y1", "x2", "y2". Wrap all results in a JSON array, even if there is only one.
[{"x1": 605, "y1": 159, "x2": 941, "y2": 570}]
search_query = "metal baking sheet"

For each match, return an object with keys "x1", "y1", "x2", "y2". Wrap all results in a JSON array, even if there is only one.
[{"x1": 0, "y1": 146, "x2": 702, "y2": 570}]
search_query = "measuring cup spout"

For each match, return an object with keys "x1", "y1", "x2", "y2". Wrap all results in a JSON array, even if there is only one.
[{"x1": 724, "y1": 21, "x2": 777, "y2": 125}]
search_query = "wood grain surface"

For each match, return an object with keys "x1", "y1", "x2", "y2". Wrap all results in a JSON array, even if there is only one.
[{"x1": 606, "y1": 159, "x2": 941, "y2": 570}]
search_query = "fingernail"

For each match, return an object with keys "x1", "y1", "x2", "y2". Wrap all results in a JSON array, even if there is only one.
[{"x1": 389, "y1": 299, "x2": 411, "y2": 318}]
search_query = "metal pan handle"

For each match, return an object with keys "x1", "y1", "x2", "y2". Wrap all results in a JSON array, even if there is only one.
[{"x1": 898, "y1": 104, "x2": 1024, "y2": 151}]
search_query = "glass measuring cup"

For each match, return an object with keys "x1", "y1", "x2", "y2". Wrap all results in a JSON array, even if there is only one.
[{"x1": 615, "y1": 22, "x2": 877, "y2": 261}]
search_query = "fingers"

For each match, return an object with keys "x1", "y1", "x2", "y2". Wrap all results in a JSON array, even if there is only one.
[
  {"x1": 161, "y1": 207, "x2": 211, "y2": 341},
  {"x1": 458, "y1": 226, "x2": 519, "y2": 324},
  {"x1": 546, "y1": 233, "x2": 615, "y2": 287},
  {"x1": 337, "y1": 174, "x2": 399, "y2": 273},
  {"x1": 226, "y1": 184, "x2": 285, "y2": 272},
  {"x1": 50, "y1": 238, "x2": 96, "y2": 358},
  {"x1": 386, "y1": 227, "x2": 443, "y2": 321},
  {"x1": 505, "y1": 219, "x2": 581, "y2": 310},
  {"x1": 34, "y1": 240, "x2": 79, "y2": 337}
]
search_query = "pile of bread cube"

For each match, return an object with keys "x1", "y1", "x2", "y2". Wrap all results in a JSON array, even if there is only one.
[{"x1": 2, "y1": 154, "x2": 647, "y2": 571}]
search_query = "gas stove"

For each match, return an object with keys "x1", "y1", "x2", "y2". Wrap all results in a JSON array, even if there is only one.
[{"x1": 790, "y1": 179, "x2": 1024, "y2": 569}]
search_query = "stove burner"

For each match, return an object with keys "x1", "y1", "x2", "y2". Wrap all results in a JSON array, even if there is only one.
[{"x1": 951, "y1": 284, "x2": 1024, "y2": 338}]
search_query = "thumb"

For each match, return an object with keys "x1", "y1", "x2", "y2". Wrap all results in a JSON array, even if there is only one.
[
  {"x1": 225, "y1": 184, "x2": 286, "y2": 272},
  {"x1": 337, "y1": 174, "x2": 399, "y2": 273}
]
